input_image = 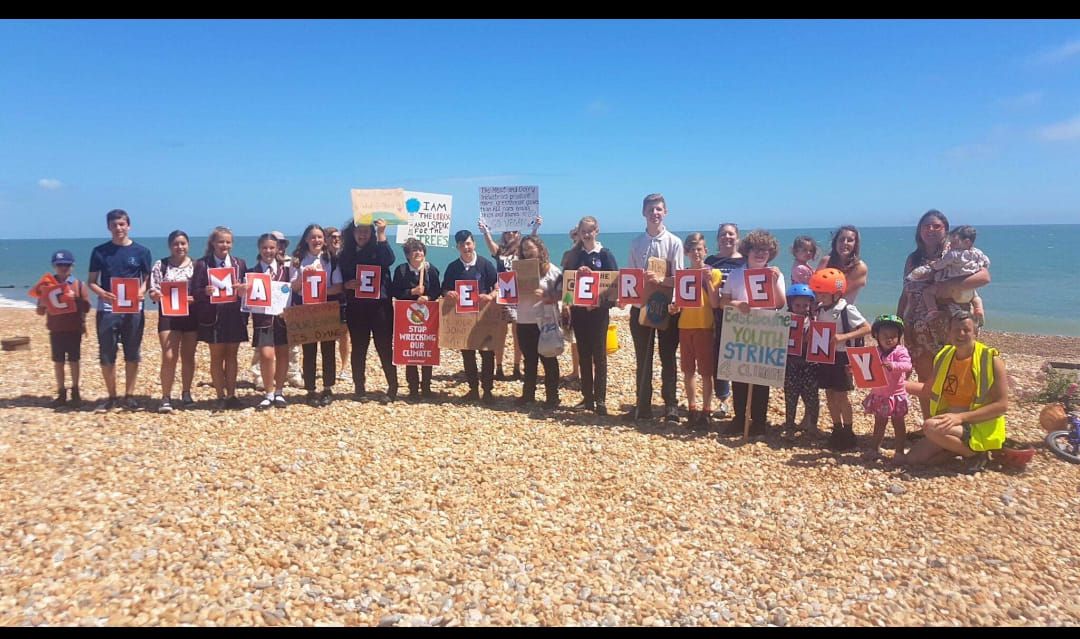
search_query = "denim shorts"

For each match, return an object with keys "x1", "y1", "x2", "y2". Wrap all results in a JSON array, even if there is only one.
[{"x1": 96, "y1": 311, "x2": 145, "y2": 365}]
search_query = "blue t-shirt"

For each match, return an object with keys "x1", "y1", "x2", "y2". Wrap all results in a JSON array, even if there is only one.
[{"x1": 89, "y1": 240, "x2": 152, "y2": 312}]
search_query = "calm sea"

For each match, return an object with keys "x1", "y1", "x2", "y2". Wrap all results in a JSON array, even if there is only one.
[{"x1": 1, "y1": 225, "x2": 1075, "y2": 337}]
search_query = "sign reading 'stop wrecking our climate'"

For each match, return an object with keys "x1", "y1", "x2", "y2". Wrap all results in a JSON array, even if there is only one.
[
  {"x1": 478, "y1": 186, "x2": 539, "y2": 233},
  {"x1": 715, "y1": 307, "x2": 790, "y2": 387}
]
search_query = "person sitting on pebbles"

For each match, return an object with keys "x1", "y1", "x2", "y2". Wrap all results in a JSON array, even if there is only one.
[{"x1": 902, "y1": 310, "x2": 1008, "y2": 469}]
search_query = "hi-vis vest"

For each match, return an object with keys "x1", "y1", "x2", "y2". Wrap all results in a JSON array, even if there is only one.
[{"x1": 929, "y1": 341, "x2": 1006, "y2": 452}]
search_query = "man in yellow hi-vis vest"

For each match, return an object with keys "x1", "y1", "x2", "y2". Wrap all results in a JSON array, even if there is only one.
[{"x1": 903, "y1": 310, "x2": 1008, "y2": 467}]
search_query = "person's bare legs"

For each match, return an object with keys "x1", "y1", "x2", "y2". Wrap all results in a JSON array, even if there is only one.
[
  {"x1": 223, "y1": 343, "x2": 240, "y2": 397},
  {"x1": 274, "y1": 346, "x2": 289, "y2": 394},
  {"x1": 890, "y1": 413, "x2": 908, "y2": 463},
  {"x1": 684, "y1": 370, "x2": 698, "y2": 415},
  {"x1": 208, "y1": 344, "x2": 227, "y2": 399},
  {"x1": 101, "y1": 365, "x2": 117, "y2": 399},
  {"x1": 865, "y1": 414, "x2": 888, "y2": 458},
  {"x1": 160, "y1": 330, "x2": 180, "y2": 399},
  {"x1": 702, "y1": 374, "x2": 713, "y2": 414},
  {"x1": 338, "y1": 332, "x2": 350, "y2": 377},
  {"x1": 904, "y1": 417, "x2": 974, "y2": 465},
  {"x1": 70, "y1": 361, "x2": 80, "y2": 394},
  {"x1": 259, "y1": 345, "x2": 277, "y2": 395},
  {"x1": 53, "y1": 362, "x2": 65, "y2": 393},
  {"x1": 179, "y1": 332, "x2": 197, "y2": 397},
  {"x1": 124, "y1": 361, "x2": 139, "y2": 397},
  {"x1": 911, "y1": 354, "x2": 933, "y2": 420}
]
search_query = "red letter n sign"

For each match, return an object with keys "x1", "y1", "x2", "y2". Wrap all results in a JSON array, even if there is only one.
[{"x1": 806, "y1": 320, "x2": 837, "y2": 364}]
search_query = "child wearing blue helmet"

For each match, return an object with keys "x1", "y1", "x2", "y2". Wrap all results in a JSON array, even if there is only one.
[{"x1": 783, "y1": 283, "x2": 819, "y2": 433}]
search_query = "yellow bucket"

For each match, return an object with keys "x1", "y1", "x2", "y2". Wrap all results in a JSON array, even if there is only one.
[{"x1": 606, "y1": 323, "x2": 619, "y2": 354}]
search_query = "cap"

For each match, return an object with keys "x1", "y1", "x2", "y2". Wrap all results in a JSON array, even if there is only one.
[
  {"x1": 51, "y1": 250, "x2": 75, "y2": 265},
  {"x1": 270, "y1": 230, "x2": 288, "y2": 244}
]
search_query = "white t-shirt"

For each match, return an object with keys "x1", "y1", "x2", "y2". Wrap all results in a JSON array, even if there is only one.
[
  {"x1": 721, "y1": 266, "x2": 786, "y2": 306},
  {"x1": 515, "y1": 263, "x2": 562, "y2": 325},
  {"x1": 627, "y1": 228, "x2": 684, "y2": 308},
  {"x1": 814, "y1": 298, "x2": 866, "y2": 353},
  {"x1": 292, "y1": 253, "x2": 343, "y2": 288}
]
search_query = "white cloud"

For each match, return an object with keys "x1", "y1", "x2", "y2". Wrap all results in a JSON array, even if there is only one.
[
  {"x1": 997, "y1": 91, "x2": 1044, "y2": 109},
  {"x1": 1037, "y1": 113, "x2": 1080, "y2": 141},
  {"x1": 37, "y1": 178, "x2": 63, "y2": 191},
  {"x1": 1033, "y1": 39, "x2": 1080, "y2": 65}
]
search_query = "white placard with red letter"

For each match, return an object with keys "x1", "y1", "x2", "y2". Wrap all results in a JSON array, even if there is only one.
[
  {"x1": 847, "y1": 346, "x2": 888, "y2": 389},
  {"x1": 456, "y1": 280, "x2": 479, "y2": 314},
  {"x1": 43, "y1": 284, "x2": 77, "y2": 316},
  {"x1": 787, "y1": 314, "x2": 806, "y2": 357},
  {"x1": 744, "y1": 268, "x2": 777, "y2": 309},
  {"x1": 354, "y1": 265, "x2": 381, "y2": 300},
  {"x1": 674, "y1": 269, "x2": 704, "y2": 309},
  {"x1": 806, "y1": 320, "x2": 837, "y2": 364},
  {"x1": 392, "y1": 300, "x2": 441, "y2": 367},
  {"x1": 208, "y1": 267, "x2": 237, "y2": 304},
  {"x1": 244, "y1": 273, "x2": 272, "y2": 309},
  {"x1": 160, "y1": 281, "x2": 190, "y2": 316},
  {"x1": 618, "y1": 268, "x2": 645, "y2": 307},
  {"x1": 301, "y1": 269, "x2": 328, "y2": 305},
  {"x1": 496, "y1": 271, "x2": 518, "y2": 305},
  {"x1": 111, "y1": 277, "x2": 141, "y2": 313},
  {"x1": 573, "y1": 272, "x2": 600, "y2": 307}
]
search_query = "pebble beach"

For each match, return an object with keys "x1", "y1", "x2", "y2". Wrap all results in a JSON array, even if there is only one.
[{"x1": 1, "y1": 307, "x2": 1078, "y2": 626}]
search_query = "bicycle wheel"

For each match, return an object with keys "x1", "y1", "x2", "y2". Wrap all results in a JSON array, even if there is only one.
[{"x1": 1045, "y1": 430, "x2": 1080, "y2": 464}]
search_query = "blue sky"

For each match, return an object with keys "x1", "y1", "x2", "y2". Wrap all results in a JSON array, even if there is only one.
[{"x1": 1, "y1": 19, "x2": 1079, "y2": 239}]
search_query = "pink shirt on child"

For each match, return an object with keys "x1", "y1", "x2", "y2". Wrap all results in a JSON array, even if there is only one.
[
  {"x1": 869, "y1": 345, "x2": 912, "y2": 398},
  {"x1": 791, "y1": 262, "x2": 813, "y2": 285}
]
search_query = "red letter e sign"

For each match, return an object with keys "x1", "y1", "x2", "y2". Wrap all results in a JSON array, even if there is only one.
[
  {"x1": 574, "y1": 272, "x2": 599, "y2": 307},
  {"x1": 744, "y1": 268, "x2": 776, "y2": 308},
  {"x1": 354, "y1": 265, "x2": 381, "y2": 299},
  {"x1": 456, "y1": 280, "x2": 479, "y2": 313}
]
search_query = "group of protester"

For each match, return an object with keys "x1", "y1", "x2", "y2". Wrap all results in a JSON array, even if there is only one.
[{"x1": 35, "y1": 199, "x2": 1009, "y2": 468}]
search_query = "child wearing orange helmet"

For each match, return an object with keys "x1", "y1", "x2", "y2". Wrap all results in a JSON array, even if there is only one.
[{"x1": 809, "y1": 267, "x2": 871, "y2": 451}]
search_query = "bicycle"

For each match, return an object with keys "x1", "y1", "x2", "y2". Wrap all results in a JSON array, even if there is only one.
[{"x1": 1044, "y1": 383, "x2": 1080, "y2": 464}]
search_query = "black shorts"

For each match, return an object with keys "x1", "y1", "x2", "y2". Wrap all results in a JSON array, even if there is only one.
[
  {"x1": 252, "y1": 321, "x2": 288, "y2": 348},
  {"x1": 50, "y1": 331, "x2": 82, "y2": 363},
  {"x1": 816, "y1": 351, "x2": 854, "y2": 392},
  {"x1": 158, "y1": 312, "x2": 198, "y2": 333}
]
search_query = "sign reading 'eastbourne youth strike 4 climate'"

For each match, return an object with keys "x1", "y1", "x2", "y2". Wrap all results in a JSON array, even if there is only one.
[{"x1": 716, "y1": 307, "x2": 790, "y2": 387}]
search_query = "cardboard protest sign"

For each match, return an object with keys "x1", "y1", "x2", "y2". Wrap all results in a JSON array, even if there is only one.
[
  {"x1": 806, "y1": 320, "x2": 838, "y2": 364},
  {"x1": 513, "y1": 258, "x2": 541, "y2": 313},
  {"x1": 243, "y1": 281, "x2": 291, "y2": 316},
  {"x1": 640, "y1": 257, "x2": 672, "y2": 330},
  {"x1": 478, "y1": 185, "x2": 539, "y2": 232},
  {"x1": 572, "y1": 271, "x2": 600, "y2": 307},
  {"x1": 847, "y1": 346, "x2": 888, "y2": 389},
  {"x1": 301, "y1": 269, "x2": 328, "y2": 305},
  {"x1": 715, "y1": 307, "x2": 790, "y2": 388},
  {"x1": 787, "y1": 313, "x2": 806, "y2": 357},
  {"x1": 395, "y1": 191, "x2": 453, "y2": 247},
  {"x1": 618, "y1": 268, "x2": 645, "y2": 307},
  {"x1": 674, "y1": 269, "x2": 705, "y2": 309},
  {"x1": 354, "y1": 265, "x2": 382, "y2": 300},
  {"x1": 244, "y1": 273, "x2": 272, "y2": 309},
  {"x1": 208, "y1": 267, "x2": 238, "y2": 304},
  {"x1": 160, "y1": 281, "x2": 190, "y2": 317},
  {"x1": 283, "y1": 302, "x2": 345, "y2": 346},
  {"x1": 455, "y1": 280, "x2": 480, "y2": 314},
  {"x1": 351, "y1": 187, "x2": 407, "y2": 226},
  {"x1": 744, "y1": 268, "x2": 778, "y2": 309},
  {"x1": 392, "y1": 300, "x2": 440, "y2": 367},
  {"x1": 496, "y1": 271, "x2": 519, "y2": 305},
  {"x1": 28, "y1": 272, "x2": 59, "y2": 299},
  {"x1": 439, "y1": 296, "x2": 507, "y2": 351},
  {"x1": 42, "y1": 284, "x2": 77, "y2": 315},
  {"x1": 111, "y1": 277, "x2": 142, "y2": 313}
]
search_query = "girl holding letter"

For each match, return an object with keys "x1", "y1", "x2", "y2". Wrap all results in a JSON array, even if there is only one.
[
  {"x1": 191, "y1": 225, "x2": 249, "y2": 410},
  {"x1": 149, "y1": 230, "x2": 197, "y2": 413},
  {"x1": 292, "y1": 224, "x2": 344, "y2": 406},
  {"x1": 340, "y1": 219, "x2": 398, "y2": 403},
  {"x1": 249, "y1": 233, "x2": 292, "y2": 409}
]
